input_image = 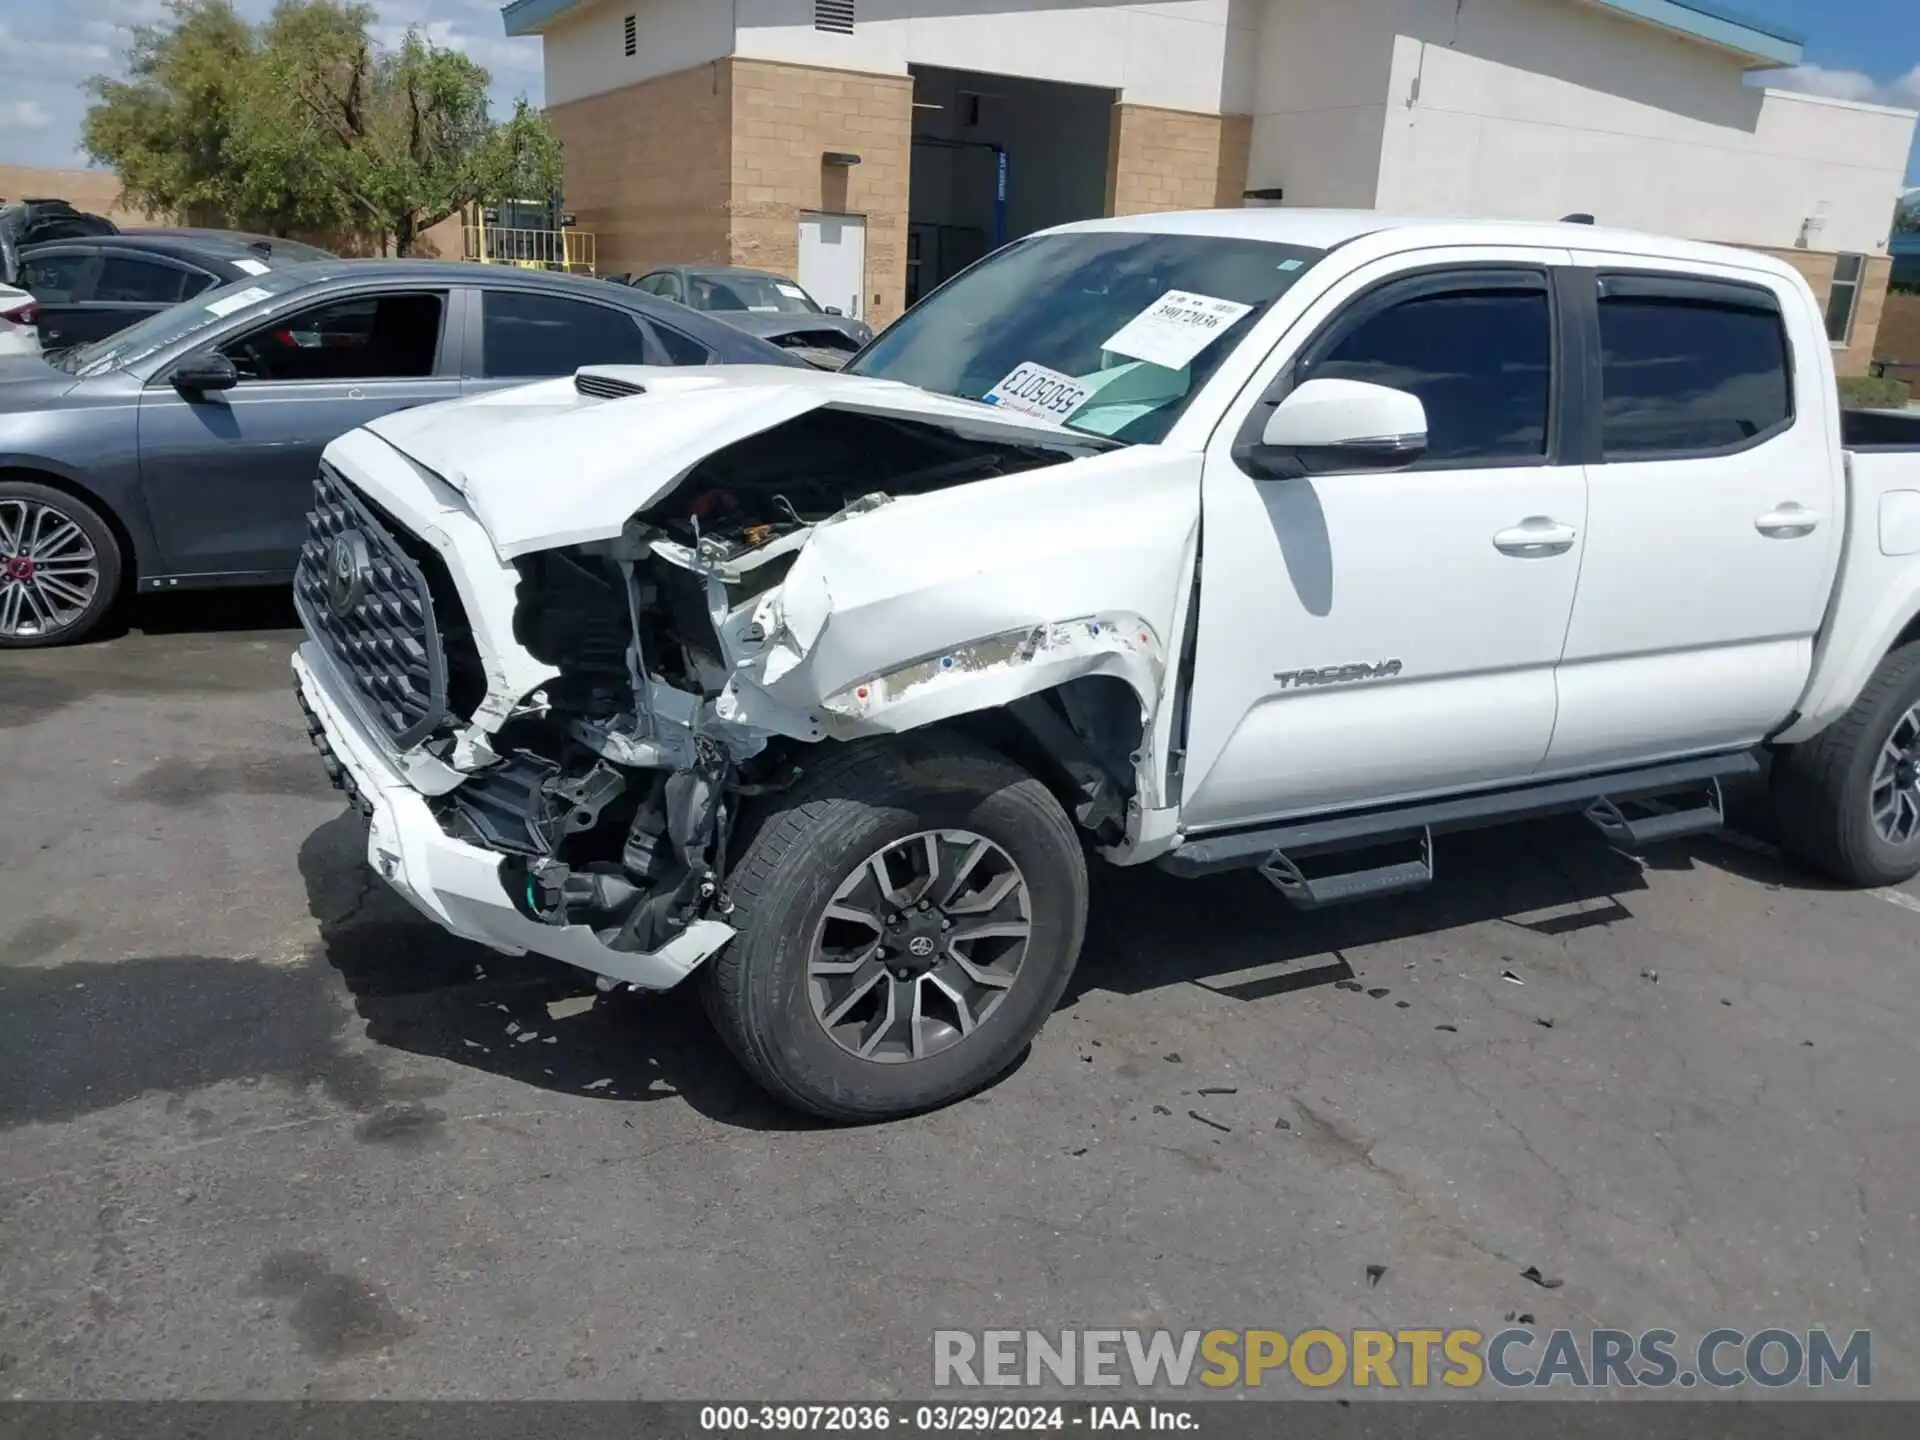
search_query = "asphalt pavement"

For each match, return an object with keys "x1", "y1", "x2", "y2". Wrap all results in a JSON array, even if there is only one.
[{"x1": 2, "y1": 590, "x2": 1918, "y2": 1399}]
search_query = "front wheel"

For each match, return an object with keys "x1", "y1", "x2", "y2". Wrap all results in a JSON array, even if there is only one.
[
  {"x1": 703, "y1": 737, "x2": 1089, "y2": 1122},
  {"x1": 0, "y1": 480, "x2": 121, "y2": 648},
  {"x1": 1772, "y1": 642, "x2": 1920, "y2": 888}
]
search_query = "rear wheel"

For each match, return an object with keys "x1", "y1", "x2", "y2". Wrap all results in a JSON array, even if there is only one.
[
  {"x1": 703, "y1": 737, "x2": 1088, "y2": 1122},
  {"x1": 1772, "y1": 642, "x2": 1920, "y2": 887},
  {"x1": 0, "y1": 480, "x2": 121, "y2": 648}
]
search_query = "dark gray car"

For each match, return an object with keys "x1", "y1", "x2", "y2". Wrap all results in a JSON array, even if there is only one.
[
  {"x1": 630, "y1": 265, "x2": 873, "y2": 368},
  {"x1": 0, "y1": 260, "x2": 805, "y2": 646}
]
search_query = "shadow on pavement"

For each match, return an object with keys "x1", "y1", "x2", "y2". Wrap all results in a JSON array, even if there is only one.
[
  {"x1": 297, "y1": 796, "x2": 1728, "y2": 1123},
  {"x1": 95, "y1": 584, "x2": 299, "y2": 642},
  {"x1": 296, "y1": 809, "x2": 822, "y2": 1132}
]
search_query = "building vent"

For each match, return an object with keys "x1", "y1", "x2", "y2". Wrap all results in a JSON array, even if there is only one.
[
  {"x1": 623, "y1": 13, "x2": 636, "y2": 56},
  {"x1": 814, "y1": 1, "x2": 855, "y2": 34}
]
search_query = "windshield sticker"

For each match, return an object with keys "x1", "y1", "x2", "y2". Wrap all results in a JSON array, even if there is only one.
[
  {"x1": 1278, "y1": 258, "x2": 1304, "y2": 271},
  {"x1": 231, "y1": 258, "x2": 271, "y2": 276},
  {"x1": 204, "y1": 286, "x2": 272, "y2": 317},
  {"x1": 749, "y1": 305, "x2": 780, "y2": 312},
  {"x1": 984, "y1": 361, "x2": 1094, "y2": 423},
  {"x1": 1101, "y1": 289, "x2": 1255, "y2": 371},
  {"x1": 775, "y1": 283, "x2": 807, "y2": 300}
]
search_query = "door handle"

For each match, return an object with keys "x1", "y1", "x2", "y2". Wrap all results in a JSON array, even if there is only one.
[
  {"x1": 1755, "y1": 503, "x2": 1820, "y2": 539},
  {"x1": 1492, "y1": 517, "x2": 1578, "y2": 558}
]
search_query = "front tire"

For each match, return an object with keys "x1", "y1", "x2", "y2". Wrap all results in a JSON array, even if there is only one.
[
  {"x1": 704, "y1": 737, "x2": 1089, "y2": 1122},
  {"x1": 0, "y1": 480, "x2": 121, "y2": 648},
  {"x1": 1772, "y1": 642, "x2": 1920, "y2": 887}
]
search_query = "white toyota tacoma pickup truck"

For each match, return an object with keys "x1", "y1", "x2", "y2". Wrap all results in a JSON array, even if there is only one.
[{"x1": 293, "y1": 209, "x2": 1920, "y2": 1120}]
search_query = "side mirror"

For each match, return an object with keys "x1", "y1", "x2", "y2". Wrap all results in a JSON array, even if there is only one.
[
  {"x1": 1241, "y1": 378, "x2": 1428, "y2": 477},
  {"x1": 170, "y1": 351, "x2": 238, "y2": 395},
  {"x1": 825, "y1": 305, "x2": 844, "y2": 316}
]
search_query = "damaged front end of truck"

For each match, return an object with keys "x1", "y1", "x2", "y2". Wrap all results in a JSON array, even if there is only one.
[{"x1": 295, "y1": 366, "x2": 1201, "y2": 989}]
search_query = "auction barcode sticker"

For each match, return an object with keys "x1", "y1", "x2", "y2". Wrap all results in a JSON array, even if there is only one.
[
  {"x1": 984, "y1": 361, "x2": 1093, "y2": 423},
  {"x1": 1102, "y1": 289, "x2": 1254, "y2": 371}
]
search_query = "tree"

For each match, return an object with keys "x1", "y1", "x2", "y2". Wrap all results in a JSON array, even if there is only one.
[
  {"x1": 1897, "y1": 194, "x2": 1919, "y2": 234},
  {"x1": 85, "y1": 0, "x2": 563, "y2": 254}
]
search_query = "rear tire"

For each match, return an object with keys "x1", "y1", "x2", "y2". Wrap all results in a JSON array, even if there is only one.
[
  {"x1": 0, "y1": 480, "x2": 121, "y2": 648},
  {"x1": 703, "y1": 736, "x2": 1088, "y2": 1122},
  {"x1": 1772, "y1": 642, "x2": 1920, "y2": 887}
]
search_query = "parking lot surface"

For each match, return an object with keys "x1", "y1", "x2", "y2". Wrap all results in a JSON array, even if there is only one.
[{"x1": 2, "y1": 593, "x2": 1918, "y2": 1398}]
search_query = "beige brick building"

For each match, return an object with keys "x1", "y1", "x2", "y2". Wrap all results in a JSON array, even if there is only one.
[{"x1": 505, "y1": 0, "x2": 1916, "y2": 361}]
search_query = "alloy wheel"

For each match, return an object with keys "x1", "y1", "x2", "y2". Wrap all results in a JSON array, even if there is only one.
[
  {"x1": 807, "y1": 829, "x2": 1033, "y2": 1064},
  {"x1": 1869, "y1": 701, "x2": 1920, "y2": 846},
  {"x1": 0, "y1": 498, "x2": 100, "y2": 640}
]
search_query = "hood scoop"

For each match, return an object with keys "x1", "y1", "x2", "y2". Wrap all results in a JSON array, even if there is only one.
[{"x1": 575, "y1": 370, "x2": 647, "y2": 400}]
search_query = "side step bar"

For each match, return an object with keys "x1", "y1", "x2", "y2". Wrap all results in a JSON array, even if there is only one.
[
  {"x1": 1584, "y1": 781, "x2": 1727, "y2": 849},
  {"x1": 1159, "y1": 750, "x2": 1759, "y2": 907}
]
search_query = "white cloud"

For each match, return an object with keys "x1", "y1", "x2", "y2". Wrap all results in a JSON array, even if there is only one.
[
  {"x1": 1764, "y1": 62, "x2": 1920, "y2": 110},
  {"x1": 0, "y1": 99, "x2": 55, "y2": 133},
  {"x1": 0, "y1": 20, "x2": 114, "y2": 80}
]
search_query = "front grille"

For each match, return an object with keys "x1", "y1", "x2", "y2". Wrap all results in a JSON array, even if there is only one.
[{"x1": 295, "y1": 464, "x2": 448, "y2": 749}]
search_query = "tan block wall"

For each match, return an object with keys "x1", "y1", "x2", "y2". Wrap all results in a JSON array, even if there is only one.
[
  {"x1": 1750, "y1": 247, "x2": 1894, "y2": 379},
  {"x1": 546, "y1": 62, "x2": 734, "y2": 279},
  {"x1": 1876, "y1": 291, "x2": 1920, "y2": 374},
  {"x1": 1105, "y1": 105, "x2": 1252, "y2": 217},
  {"x1": 727, "y1": 58, "x2": 913, "y2": 328},
  {"x1": 0, "y1": 165, "x2": 164, "y2": 226}
]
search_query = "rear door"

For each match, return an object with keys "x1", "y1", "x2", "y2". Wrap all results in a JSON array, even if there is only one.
[
  {"x1": 15, "y1": 248, "x2": 99, "y2": 350},
  {"x1": 137, "y1": 285, "x2": 461, "y2": 577},
  {"x1": 1182, "y1": 249, "x2": 1588, "y2": 829},
  {"x1": 1543, "y1": 259, "x2": 1845, "y2": 770},
  {"x1": 461, "y1": 286, "x2": 673, "y2": 395}
]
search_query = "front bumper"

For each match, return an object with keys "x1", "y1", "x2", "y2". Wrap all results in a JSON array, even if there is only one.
[{"x1": 292, "y1": 641, "x2": 736, "y2": 990}]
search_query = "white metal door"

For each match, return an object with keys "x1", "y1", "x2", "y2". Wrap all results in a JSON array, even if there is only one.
[
  {"x1": 1181, "y1": 249, "x2": 1586, "y2": 831},
  {"x1": 797, "y1": 212, "x2": 866, "y2": 322},
  {"x1": 1542, "y1": 253, "x2": 1846, "y2": 771}
]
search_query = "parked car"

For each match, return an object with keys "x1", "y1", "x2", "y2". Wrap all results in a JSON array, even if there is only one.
[
  {"x1": 0, "y1": 282, "x2": 36, "y2": 356},
  {"x1": 632, "y1": 265, "x2": 873, "y2": 367},
  {"x1": 16, "y1": 231, "x2": 337, "y2": 350},
  {"x1": 0, "y1": 260, "x2": 806, "y2": 646},
  {"x1": 295, "y1": 210, "x2": 1920, "y2": 1120},
  {"x1": 0, "y1": 198, "x2": 117, "y2": 285}
]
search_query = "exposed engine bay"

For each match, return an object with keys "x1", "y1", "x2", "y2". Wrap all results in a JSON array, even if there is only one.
[{"x1": 417, "y1": 402, "x2": 1165, "y2": 960}]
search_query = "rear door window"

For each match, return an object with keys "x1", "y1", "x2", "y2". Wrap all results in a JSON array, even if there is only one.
[
  {"x1": 1596, "y1": 285, "x2": 1792, "y2": 458},
  {"x1": 94, "y1": 256, "x2": 192, "y2": 305},
  {"x1": 481, "y1": 290, "x2": 651, "y2": 378},
  {"x1": 19, "y1": 251, "x2": 96, "y2": 302},
  {"x1": 222, "y1": 292, "x2": 445, "y2": 381}
]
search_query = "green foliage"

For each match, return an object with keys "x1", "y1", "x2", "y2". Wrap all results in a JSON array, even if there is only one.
[
  {"x1": 84, "y1": 0, "x2": 563, "y2": 253},
  {"x1": 1838, "y1": 374, "x2": 1912, "y2": 410}
]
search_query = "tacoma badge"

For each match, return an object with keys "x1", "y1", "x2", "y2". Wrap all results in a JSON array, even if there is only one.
[{"x1": 1274, "y1": 660, "x2": 1404, "y2": 690}]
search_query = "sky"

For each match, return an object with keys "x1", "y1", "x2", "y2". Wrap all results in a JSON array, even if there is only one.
[{"x1": 0, "y1": 0, "x2": 1916, "y2": 185}]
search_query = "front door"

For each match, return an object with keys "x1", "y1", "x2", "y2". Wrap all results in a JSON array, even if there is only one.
[
  {"x1": 137, "y1": 288, "x2": 458, "y2": 578},
  {"x1": 1181, "y1": 253, "x2": 1588, "y2": 831},
  {"x1": 798, "y1": 212, "x2": 867, "y2": 322}
]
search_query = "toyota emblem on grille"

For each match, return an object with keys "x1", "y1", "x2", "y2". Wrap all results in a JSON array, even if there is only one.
[{"x1": 327, "y1": 531, "x2": 372, "y2": 617}]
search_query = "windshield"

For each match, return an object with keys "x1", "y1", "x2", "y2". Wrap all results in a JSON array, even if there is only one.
[
  {"x1": 846, "y1": 230, "x2": 1325, "y2": 443},
  {"x1": 690, "y1": 271, "x2": 821, "y2": 315},
  {"x1": 51, "y1": 269, "x2": 311, "y2": 376}
]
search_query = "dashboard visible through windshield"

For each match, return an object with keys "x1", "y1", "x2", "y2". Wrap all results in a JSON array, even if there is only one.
[{"x1": 846, "y1": 230, "x2": 1326, "y2": 444}]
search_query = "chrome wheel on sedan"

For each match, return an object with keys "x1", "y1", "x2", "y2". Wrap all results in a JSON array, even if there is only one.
[
  {"x1": 808, "y1": 829, "x2": 1033, "y2": 1064},
  {"x1": 0, "y1": 494, "x2": 106, "y2": 643}
]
